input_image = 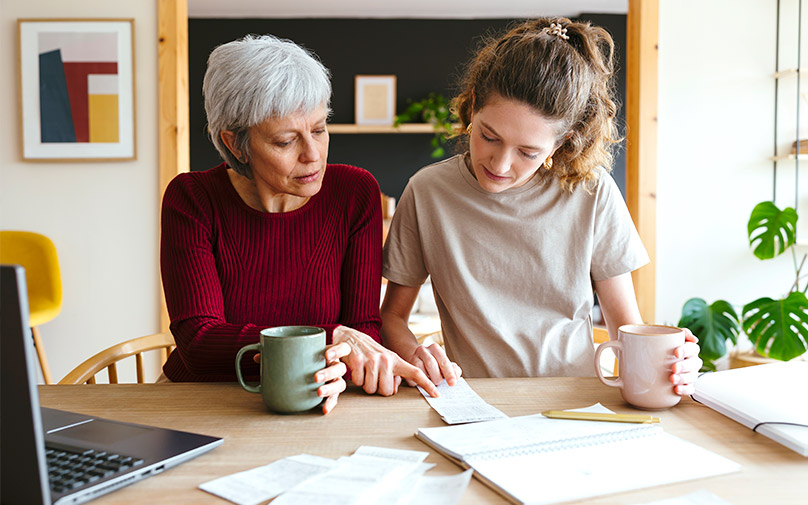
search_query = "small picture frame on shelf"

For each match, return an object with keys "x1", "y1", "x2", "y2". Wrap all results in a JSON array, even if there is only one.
[
  {"x1": 355, "y1": 75, "x2": 396, "y2": 126},
  {"x1": 17, "y1": 18, "x2": 136, "y2": 161}
]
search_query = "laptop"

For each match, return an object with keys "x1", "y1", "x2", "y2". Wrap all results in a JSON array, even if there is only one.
[{"x1": 1, "y1": 264, "x2": 223, "y2": 505}]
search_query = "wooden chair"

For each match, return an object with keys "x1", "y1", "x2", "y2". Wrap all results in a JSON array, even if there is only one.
[
  {"x1": 593, "y1": 326, "x2": 619, "y2": 376},
  {"x1": 58, "y1": 332, "x2": 176, "y2": 384}
]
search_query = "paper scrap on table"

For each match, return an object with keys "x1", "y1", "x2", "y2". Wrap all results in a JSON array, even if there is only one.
[
  {"x1": 198, "y1": 454, "x2": 335, "y2": 505},
  {"x1": 406, "y1": 469, "x2": 474, "y2": 505},
  {"x1": 635, "y1": 489, "x2": 735, "y2": 505},
  {"x1": 417, "y1": 377, "x2": 508, "y2": 424},
  {"x1": 354, "y1": 445, "x2": 429, "y2": 462},
  {"x1": 271, "y1": 450, "x2": 433, "y2": 505},
  {"x1": 200, "y1": 446, "x2": 471, "y2": 505}
]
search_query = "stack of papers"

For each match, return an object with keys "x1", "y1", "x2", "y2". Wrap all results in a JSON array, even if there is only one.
[{"x1": 199, "y1": 446, "x2": 472, "y2": 505}]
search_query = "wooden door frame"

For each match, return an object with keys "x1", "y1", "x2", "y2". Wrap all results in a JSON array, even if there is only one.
[
  {"x1": 157, "y1": 0, "x2": 189, "y2": 331},
  {"x1": 155, "y1": 1, "x2": 658, "y2": 330},
  {"x1": 626, "y1": 0, "x2": 658, "y2": 323}
]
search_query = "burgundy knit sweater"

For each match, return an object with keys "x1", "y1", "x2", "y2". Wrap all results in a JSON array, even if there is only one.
[{"x1": 160, "y1": 163, "x2": 382, "y2": 382}]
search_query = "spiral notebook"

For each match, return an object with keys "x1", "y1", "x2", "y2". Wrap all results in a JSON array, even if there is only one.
[
  {"x1": 416, "y1": 406, "x2": 740, "y2": 505},
  {"x1": 693, "y1": 361, "x2": 808, "y2": 456}
]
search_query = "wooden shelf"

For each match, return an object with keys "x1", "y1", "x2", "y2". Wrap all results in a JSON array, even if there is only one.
[
  {"x1": 771, "y1": 153, "x2": 808, "y2": 161},
  {"x1": 773, "y1": 68, "x2": 808, "y2": 79},
  {"x1": 328, "y1": 123, "x2": 436, "y2": 134}
]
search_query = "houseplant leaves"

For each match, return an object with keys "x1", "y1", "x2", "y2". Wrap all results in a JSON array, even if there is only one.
[
  {"x1": 742, "y1": 292, "x2": 808, "y2": 361},
  {"x1": 678, "y1": 298, "x2": 739, "y2": 371},
  {"x1": 395, "y1": 93, "x2": 457, "y2": 158},
  {"x1": 748, "y1": 201, "x2": 797, "y2": 260}
]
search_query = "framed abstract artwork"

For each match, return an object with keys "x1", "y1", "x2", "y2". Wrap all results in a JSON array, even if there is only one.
[
  {"x1": 355, "y1": 75, "x2": 396, "y2": 126},
  {"x1": 17, "y1": 19, "x2": 135, "y2": 161}
]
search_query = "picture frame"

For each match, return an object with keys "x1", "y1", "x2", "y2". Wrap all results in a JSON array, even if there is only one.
[
  {"x1": 354, "y1": 75, "x2": 396, "y2": 126},
  {"x1": 18, "y1": 19, "x2": 136, "y2": 161}
]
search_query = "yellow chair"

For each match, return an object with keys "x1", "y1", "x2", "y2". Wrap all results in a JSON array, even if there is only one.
[
  {"x1": 0, "y1": 231, "x2": 62, "y2": 384},
  {"x1": 58, "y1": 332, "x2": 176, "y2": 385},
  {"x1": 593, "y1": 326, "x2": 619, "y2": 376}
]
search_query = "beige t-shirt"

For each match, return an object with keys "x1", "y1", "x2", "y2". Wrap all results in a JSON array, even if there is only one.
[{"x1": 383, "y1": 154, "x2": 649, "y2": 377}]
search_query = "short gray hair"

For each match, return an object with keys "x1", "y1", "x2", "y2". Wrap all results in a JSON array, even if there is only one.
[{"x1": 203, "y1": 34, "x2": 332, "y2": 178}]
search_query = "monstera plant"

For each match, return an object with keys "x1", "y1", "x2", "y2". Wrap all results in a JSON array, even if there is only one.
[{"x1": 679, "y1": 201, "x2": 808, "y2": 371}]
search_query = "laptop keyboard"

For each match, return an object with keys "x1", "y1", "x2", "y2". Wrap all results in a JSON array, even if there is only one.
[{"x1": 46, "y1": 443, "x2": 144, "y2": 494}]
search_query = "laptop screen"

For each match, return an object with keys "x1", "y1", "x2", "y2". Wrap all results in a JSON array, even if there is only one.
[{"x1": 1, "y1": 264, "x2": 52, "y2": 505}]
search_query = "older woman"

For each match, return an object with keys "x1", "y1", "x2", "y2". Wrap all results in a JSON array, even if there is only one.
[{"x1": 160, "y1": 35, "x2": 436, "y2": 414}]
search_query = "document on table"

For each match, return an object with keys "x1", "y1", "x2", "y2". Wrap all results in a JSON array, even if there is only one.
[
  {"x1": 198, "y1": 454, "x2": 335, "y2": 505},
  {"x1": 199, "y1": 446, "x2": 471, "y2": 505},
  {"x1": 417, "y1": 377, "x2": 508, "y2": 424}
]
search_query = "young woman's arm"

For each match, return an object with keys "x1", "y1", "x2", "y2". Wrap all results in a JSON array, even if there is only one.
[
  {"x1": 595, "y1": 273, "x2": 702, "y2": 395},
  {"x1": 381, "y1": 282, "x2": 461, "y2": 386}
]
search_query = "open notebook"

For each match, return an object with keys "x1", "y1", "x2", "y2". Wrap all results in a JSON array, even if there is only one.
[
  {"x1": 693, "y1": 361, "x2": 808, "y2": 456},
  {"x1": 416, "y1": 407, "x2": 740, "y2": 505}
]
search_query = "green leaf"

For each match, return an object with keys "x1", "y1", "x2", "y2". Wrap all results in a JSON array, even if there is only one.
[
  {"x1": 742, "y1": 292, "x2": 808, "y2": 361},
  {"x1": 678, "y1": 298, "x2": 740, "y2": 370},
  {"x1": 430, "y1": 147, "x2": 445, "y2": 158},
  {"x1": 748, "y1": 201, "x2": 797, "y2": 260}
]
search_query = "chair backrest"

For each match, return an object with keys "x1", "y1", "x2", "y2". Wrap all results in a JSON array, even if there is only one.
[
  {"x1": 593, "y1": 326, "x2": 619, "y2": 376},
  {"x1": 0, "y1": 231, "x2": 62, "y2": 324},
  {"x1": 58, "y1": 332, "x2": 176, "y2": 384}
]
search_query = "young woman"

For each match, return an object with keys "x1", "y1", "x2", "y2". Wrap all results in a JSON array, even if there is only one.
[{"x1": 381, "y1": 18, "x2": 702, "y2": 395}]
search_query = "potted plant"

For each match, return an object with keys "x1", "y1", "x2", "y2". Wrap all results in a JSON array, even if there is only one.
[
  {"x1": 678, "y1": 201, "x2": 808, "y2": 370},
  {"x1": 394, "y1": 93, "x2": 458, "y2": 158}
]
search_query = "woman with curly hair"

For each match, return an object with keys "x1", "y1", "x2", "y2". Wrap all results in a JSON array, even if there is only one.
[{"x1": 381, "y1": 18, "x2": 702, "y2": 394}]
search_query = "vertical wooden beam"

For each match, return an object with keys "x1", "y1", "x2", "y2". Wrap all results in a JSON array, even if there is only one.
[
  {"x1": 626, "y1": 0, "x2": 658, "y2": 323},
  {"x1": 157, "y1": 0, "x2": 189, "y2": 332}
]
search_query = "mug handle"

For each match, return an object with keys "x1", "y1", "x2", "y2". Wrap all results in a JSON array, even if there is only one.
[
  {"x1": 594, "y1": 340, "x2": 623, "y2": 388},
  {"x1": 235, "y1": 343, "x2": 261, "y2": 394}
]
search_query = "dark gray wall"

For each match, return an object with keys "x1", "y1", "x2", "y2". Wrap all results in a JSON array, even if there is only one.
[{"x1": 189, "y1": 15, "x2": 626, "y2": 200}]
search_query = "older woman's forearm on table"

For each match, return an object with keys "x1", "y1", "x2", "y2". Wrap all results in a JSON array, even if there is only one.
[{"x1": 168, "y1": 318, "x2": 267, "y2": 376}]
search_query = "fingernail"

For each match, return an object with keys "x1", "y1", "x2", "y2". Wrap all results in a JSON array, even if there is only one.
[{"x1": 671, "y1": 374, "x2": 680, "y2": 384}]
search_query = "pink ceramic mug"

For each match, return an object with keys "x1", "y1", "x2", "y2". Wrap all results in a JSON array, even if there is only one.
[{"x1": 594, "y1": 324, "x2": 684, "y2": 410}]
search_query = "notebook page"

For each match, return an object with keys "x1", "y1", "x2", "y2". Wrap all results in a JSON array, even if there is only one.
[
  {"x1": 417, "y1": 411, "x2": 646, "y2": 460},
  {"x1": 468, "y1": 430, "x2": 740, "y2": 505}
]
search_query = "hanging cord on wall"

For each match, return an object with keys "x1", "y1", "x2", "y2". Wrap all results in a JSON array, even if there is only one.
[
  {"x1": 774, "y1": 0, "x2": 780, "y2": 204},
  {"x1": 794, "y1": 0, "x2": 802, "y2": 228}
]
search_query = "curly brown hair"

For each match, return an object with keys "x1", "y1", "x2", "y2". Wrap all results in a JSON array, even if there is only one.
[{"x1": 452, "y1": 17, "x2": 620, "y2": 192}]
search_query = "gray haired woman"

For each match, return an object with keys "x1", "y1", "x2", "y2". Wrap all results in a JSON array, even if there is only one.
[{"x1": 160, "y1": 35, "x2": 436, "y2": 414}]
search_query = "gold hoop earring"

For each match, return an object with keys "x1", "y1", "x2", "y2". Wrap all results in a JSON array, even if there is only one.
[
  {"x1": 466, "y1": 123, "x2": 473, "y2": 135},
  {"x1": 543, "y1": 157, "x2": 553, "y2": 170}
]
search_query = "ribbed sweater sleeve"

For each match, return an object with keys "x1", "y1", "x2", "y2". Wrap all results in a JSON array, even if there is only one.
[{"x1": 160, "y1": 163, "x2": 382, "y2": 382}]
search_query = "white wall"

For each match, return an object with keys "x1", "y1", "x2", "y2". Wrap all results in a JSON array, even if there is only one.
[
  {"x1": 0, "y1": 0, "x2": 160, "y2": 383},
  {"x1": 656, "y1": 0, "x2": 806, "y2": 336}
]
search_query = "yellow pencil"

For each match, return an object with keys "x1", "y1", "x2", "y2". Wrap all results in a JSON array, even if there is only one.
[{"x1": 541, "y1": 410, "x2": 661, "y2": 424}]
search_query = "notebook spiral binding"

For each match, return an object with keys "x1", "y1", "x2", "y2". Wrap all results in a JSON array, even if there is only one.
[{"x1": 464, "y1": 424, "x2": 661, "y2": 461}]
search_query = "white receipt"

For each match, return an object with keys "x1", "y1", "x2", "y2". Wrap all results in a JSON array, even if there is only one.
[
  {"x1": 271, "y1": 451, "x2": 421, "y2": 505},
  {"x1": 198, "y1": 454, "x2": 335, "y2": 505},
  {"x1": 199, "y1": 446, "x2": 471, "y2": 505},
  {"x1": 405, "y1": 469, "x2": 473, "y2": 505},
  {"x1": 418, "y1": 377, "x2": 508, "y2": 424}
]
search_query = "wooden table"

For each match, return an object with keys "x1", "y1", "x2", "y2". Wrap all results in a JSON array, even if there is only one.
[{"x1": 40, "y1": 378, "x2": 807, "y2": 504}]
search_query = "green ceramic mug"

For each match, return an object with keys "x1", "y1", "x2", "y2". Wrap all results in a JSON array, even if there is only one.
[{"x1": 235, "y1": 326, "x2": 326, "y2": 414}]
